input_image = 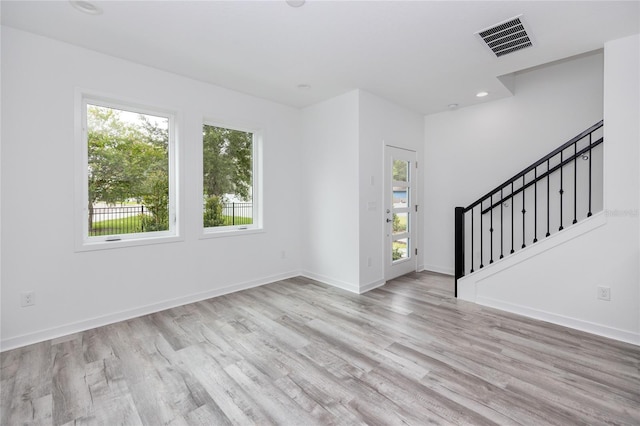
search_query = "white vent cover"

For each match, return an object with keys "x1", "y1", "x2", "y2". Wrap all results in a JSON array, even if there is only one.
[{"x1": 476, "y1": 15, "x2": 533, "y2": 57}]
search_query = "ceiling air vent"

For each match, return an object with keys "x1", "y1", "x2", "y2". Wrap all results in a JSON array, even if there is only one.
[{"x1": 476, "y1": 15, "x2": 533, "y2": 58}]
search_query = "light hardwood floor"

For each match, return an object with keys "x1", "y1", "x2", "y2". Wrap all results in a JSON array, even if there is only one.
[{"x1": 1, "y1": 272, "x2": 639, "y2": 425}]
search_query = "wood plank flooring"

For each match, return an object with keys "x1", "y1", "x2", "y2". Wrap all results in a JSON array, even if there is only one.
[{"x1": 2, "y1": 272, "x2": 639, "y2": 425}]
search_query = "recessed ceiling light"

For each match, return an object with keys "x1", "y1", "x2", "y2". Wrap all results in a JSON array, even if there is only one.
[
  {"x1": 448, "y1": 103, "x2": 459, "y2": 110},
  {"x1": 69, "y1": 0, "x2": 103, "y2": 15},
  {"x1": 476, "y1": 91, "x2": 489, "y2": 98},
  {"x1": 297, "y1": 84, "x2": 311, "y2": 90},
  {"x1": 286, "y1": 0, "x2": 305, "y2": 7}
]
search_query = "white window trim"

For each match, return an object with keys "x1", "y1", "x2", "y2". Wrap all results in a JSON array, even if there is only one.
[
  {"x1": 74, "y1": 90, "x2": 182, "y2": 252},
  {"x1": 200, "y1": 120, "x2": 263, "y2": 239}
]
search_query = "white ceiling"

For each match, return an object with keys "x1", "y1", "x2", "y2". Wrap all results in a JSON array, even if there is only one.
[{"x1": 2, "y1": 1, "x2": 639, "y2": 114}]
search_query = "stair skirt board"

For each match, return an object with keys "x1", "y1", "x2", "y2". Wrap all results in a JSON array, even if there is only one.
[
  {"x1": 455, "y1": 213, "x2": 640, "y2": 344},
  {"x1": 458, "y1": 211, "x2": 606, "y2": 296}
]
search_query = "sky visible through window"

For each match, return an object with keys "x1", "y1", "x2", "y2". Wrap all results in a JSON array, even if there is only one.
[{"x1": 86, "y1": 103, "x2": 171, "y2": 237}]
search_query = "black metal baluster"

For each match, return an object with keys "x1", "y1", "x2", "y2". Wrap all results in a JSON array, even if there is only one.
[
  {"x1": 490, "y1": 193, "x2": 494, "y2": 263},
  {"x1": 510, "y1": 182, "x2": 515, "y2": 254},
  {"x1": 500, "y1": 187, "x2": 504, "y2": 259},
  {"x1": 456, "y1": 122, "x2": 602, "y2": 276},
  {"x1": 588, "y1": 133, "x2": 593, "y2": 217},
  {"x1": 521, "y1": 175, "x2": 526, "y2": 249},
  {"x1": 480, "y1": 201, "x2": 484, "y2": 269},
  {"x1": 573, "y1": 141, "x2": 578, "y2": 224},
  {"x1": 470, "y1": 208, "x2": 474, "y2": 273},
  {"x1": 546, "y1": 159, "x2": 551, "y2": 237},
  {"x1": 559, "y1": 151, "x2": 564, "y2": 231},
  {"x1": 454, "y1": 207, "x2": 465, "y2": 291},
  {"x1": 533, "y1": 167, "x2": 538, "y2": 243}
]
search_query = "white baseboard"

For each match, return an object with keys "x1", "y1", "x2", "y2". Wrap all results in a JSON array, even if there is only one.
[
  {"x1": 0, "y1": 270, "x2": 302, "y2": 352},
  {"x1": 454, "y1": 212, "x2": 640, "y2": 345},
  {"x1": 300, "y1": 271, "x2": 360, "y2": 294},
  {"x1": 477, "y1": 296, "x2": 640, "y2": 346},
  {"x1": 301, "y1": 271, "x2": 386, "y2": 294},
  {"x1": 359, "y1": 279, "x2": 386, "y2": 293},
  {"x1": 422, "y1": 263, "x2": 454, "y2": 276}
]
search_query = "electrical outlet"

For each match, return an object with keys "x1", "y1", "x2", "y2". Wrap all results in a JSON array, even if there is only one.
[
  {"x1": 597, "y1": 286, "x2": 611, "y2": 301},
  {"x1": 21, "y1": 291, "x2": 35, "y2": 307}
]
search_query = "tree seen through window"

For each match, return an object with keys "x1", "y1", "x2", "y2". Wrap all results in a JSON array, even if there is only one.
[
  {"x1": 87, "y1": 104, "x2": 170, "y2": 236},
  {"x1": 202, "y1": 124, "x2": 254, "y2": 228}
]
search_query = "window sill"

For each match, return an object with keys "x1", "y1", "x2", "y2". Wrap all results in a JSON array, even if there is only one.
[
  {"x1": 76, "y1": 234, "x2": 184, "y2": 252},
  {"x1": 200, "y1": 227, "x2": 264, "y2": 240}
]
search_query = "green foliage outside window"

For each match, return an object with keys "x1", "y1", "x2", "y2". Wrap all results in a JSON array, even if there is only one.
[
  {"x1": 392, "y1": 213, "x2": 407, "y2": 261},
  {"x1": 202, "y1": 125, "x2": 253, "y2": 227},
  {"x1": 203, "y1": 195, "x2": 225, "y2": 228},
  {"x1": 87, "y1": 104, "x2": 170, "y2": 235}
]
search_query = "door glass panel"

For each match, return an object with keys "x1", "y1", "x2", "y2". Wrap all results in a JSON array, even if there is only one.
[
  {"x1": 392, "y1": 238, "x2": 409, "y2": 262},
  {"x1": 390, "y1": 158, "x2": 410, "y2": 264},
  {"x1": 392, "y1": 213, "x2": 408, "y2": 235},
  {"x1": 393, "y1": 160, "x2": 409, "y2": 182},
  {"x1": 386, "y1": 147, "x2": 417, "y2": 278},
  {"x1": 393, "y1": 187, "x2": 409, "y2": 207}
]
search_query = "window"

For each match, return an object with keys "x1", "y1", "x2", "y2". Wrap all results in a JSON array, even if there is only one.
[
  {"x1": 202, "y1": 123, "x2": 260, "y2": 233},
  {"x1": 78, "y1": 96, "x2": 178, "y2": 248}
]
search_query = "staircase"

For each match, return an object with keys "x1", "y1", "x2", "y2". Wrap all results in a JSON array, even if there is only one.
[{"x1": 454, "y1": 121, "x2": 604, "y2": 297}]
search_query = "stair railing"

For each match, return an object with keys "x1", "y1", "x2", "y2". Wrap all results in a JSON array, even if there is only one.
[{"x1": 454, "y1": 120, "x2": 604, "y2": 297}]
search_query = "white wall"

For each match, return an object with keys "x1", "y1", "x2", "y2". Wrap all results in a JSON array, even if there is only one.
[
  {"x1": 5, "y1": 24, "x2": 632, "y2": 350},
  {"x1": 454, "y1": 36, "x2": 640, "y2": 344},
  {"x1": 358, "y1": 91, "x2": 424, "y2": 287},
  {"x1": 424, "y1": 51, "x2": 605, "y2": 274},
  {"x1": 300, "y1": 90, "x2": 424, "y2": 293},
  {"x1": 300, "y1": 91, "x2": 361, "y2": 292},
  {"x1": 1, "y1": 28, "x2": 427, "y2": 349},
  {"x1": 0, "y1": 27, "x2": 304, "y2": 350},
  {"x1": 599, "y1": 33, "x2": 640, "y2": 341}
]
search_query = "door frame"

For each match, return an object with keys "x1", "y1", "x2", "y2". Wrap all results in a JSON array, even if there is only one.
[{"x1": 384, "y1": 145, "x2": 418, "y2": 280}]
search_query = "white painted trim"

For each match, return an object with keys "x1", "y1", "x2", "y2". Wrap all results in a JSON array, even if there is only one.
[
  {"x1": 200, "y1": 228, "x2": 265, "y2": 239},
  {"x1": 384, "y1": 145, "x2": 419, "y2": 280},
  {"x1": 476, "y1": 296, "x2": 640, "y2": 346},
  {"x1": 0, "y1": 270, "x2": 303, "y2": 352},
  {"x1": 74, "y1": 89, "x2": 183, "y2": 252},
  {"x1": 301, "y1": 271, "x2": 360, "y2": 294},
  {"x1": 422, "y1": 263, "x2": 454, "y2": 276},
  {"x1": 301, "y1": 273, "x2": 384, "y2": 294},
  {"x1": 359, "y1": 279, "x2": 386, "y2": 294},
  {"x1": 454, "y1": 212, "x2": 640, "y2": 345},
  {"x1": 458, "y1": 211, "x2": 607, "y2": 301},
  {"x1": 199, "y1": 121, "x2": 265, "y2": 238}
]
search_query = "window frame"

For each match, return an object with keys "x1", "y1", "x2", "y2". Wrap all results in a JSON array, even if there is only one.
[
  {"x1": 75, "y1": 91, "x2": 181, "y2": 251},
  {"x1": 200, "y1": 120, "x2": 263, "y2": 238}
]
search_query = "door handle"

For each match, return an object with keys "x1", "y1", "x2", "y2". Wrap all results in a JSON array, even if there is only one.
[{"x1": 386, "y1": 218, "x2": 392, "y2": 223}]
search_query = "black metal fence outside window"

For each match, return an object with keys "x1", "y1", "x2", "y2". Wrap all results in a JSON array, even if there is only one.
[
  {"x1": 90, "y1": 202, "x2": 253, "y2": 236},
  {"x1": 220, "y1": 202, "x2": 253, "y2": 226},
  {"x1": 90, "y1": 206, "x2": 148, "y2": 236}
]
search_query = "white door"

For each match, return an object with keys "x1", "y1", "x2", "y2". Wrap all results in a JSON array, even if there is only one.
[{"x1": 385, "y1": 146, "x2": 418, "y2": 280}]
